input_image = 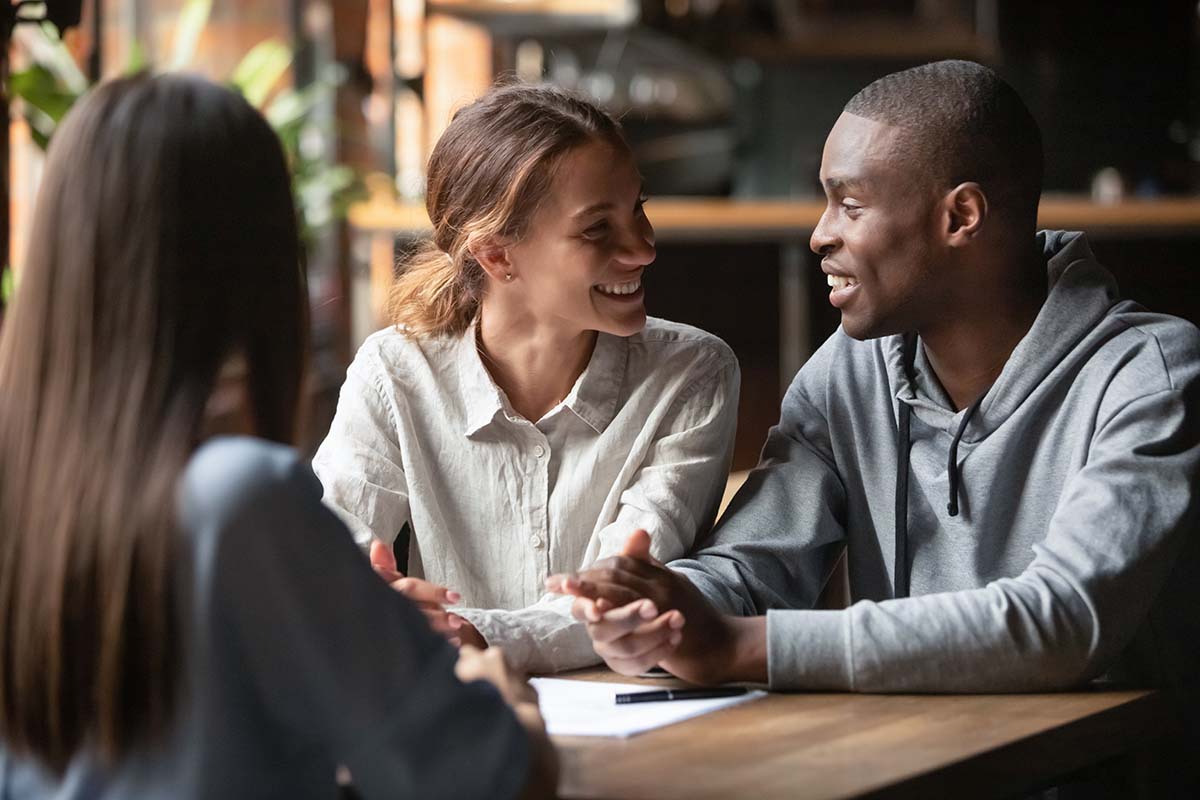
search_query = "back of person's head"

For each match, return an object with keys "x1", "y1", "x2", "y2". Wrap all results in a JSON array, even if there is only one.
[
  {"x1": 844, "y1": 59, "x2": 1044, "y2": 232},
  {"x1": 0, "y1": 73, "x2": 306, "y2": 772},
  {"x1": 388, "y1": 81, "x2": 630, "y2": 338}
]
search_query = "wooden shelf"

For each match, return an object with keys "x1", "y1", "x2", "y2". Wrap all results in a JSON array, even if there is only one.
[
  {"x1": 428, "y1": 0, "x2": 635, "y2": 31},
  {"x1": 349, "y1": 194, "x2": 1200, "y2": 242},
  {"x1": 734, "y1": 23, "x2": 994, "y2": 63}
]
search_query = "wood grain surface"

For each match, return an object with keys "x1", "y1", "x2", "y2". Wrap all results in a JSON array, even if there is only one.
[{"x1": 550, "y1": 669, "x2": 1164, "y2": 800}]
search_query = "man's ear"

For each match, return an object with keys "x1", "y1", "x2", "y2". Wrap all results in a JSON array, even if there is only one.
[
  {"x1": 942, "y1": 182, "x2": 988, "y2": 247},
  {"x1": 471, "y1": 240, "x2": 515, "y2": 283}
]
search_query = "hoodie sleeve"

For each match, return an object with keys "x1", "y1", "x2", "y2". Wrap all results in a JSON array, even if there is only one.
[
  {"x1": 669, "y1": 335, "x2": 848, "y2": 619},
  {"x1": 765, "y1": 342, "x2": 1200, "y2": 692}
]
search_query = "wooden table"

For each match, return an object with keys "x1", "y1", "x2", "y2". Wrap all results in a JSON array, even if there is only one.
[{"x1": 552, "y1": 669, "x2": 1165, "y2": 800}]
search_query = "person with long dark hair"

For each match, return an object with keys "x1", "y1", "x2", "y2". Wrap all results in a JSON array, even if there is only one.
[{"x1": 0, "y1": 73, "x2": 556, "y2": 799}]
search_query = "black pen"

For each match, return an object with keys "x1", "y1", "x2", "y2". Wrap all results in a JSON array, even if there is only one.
[{"x1": 614, "y1": 687, "x2": 748, "y2": 704}]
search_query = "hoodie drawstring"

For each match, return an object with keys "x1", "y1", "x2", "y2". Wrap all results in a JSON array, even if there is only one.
[
  {"x1": 946, "y1": 393, "x2": 986, "y2": 517},
  {"x1": 894, "y1": 335, "x2": 917, "y2": 599},
  {"x1": 894, "y1": 335, "x2": 986, "y2": 598}
]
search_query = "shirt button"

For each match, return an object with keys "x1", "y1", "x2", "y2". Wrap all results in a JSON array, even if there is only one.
[
  {"x1": 533, "y1": 445, "x2": 546, "y2": 458},
  {"x1": 530, "y1": 534, "x2": 545, "y2": 549}
]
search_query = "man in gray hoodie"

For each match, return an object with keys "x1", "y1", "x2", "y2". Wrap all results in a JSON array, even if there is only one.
[{"x1": 550, "y1": 60, "x2": 1200, "y2": 779}]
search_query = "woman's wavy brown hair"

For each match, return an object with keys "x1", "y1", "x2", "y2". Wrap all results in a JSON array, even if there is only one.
[
  {"x1": 0, "y1": 73, "x2": 306, "y2": 772},
  {"x1": 388, "y1": 82, "x2": 630, "y2": 337}
]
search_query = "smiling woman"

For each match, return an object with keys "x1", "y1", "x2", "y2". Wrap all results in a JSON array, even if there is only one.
[{"x1": 313, "y1": 82, "x2": 740, "y2": 673}]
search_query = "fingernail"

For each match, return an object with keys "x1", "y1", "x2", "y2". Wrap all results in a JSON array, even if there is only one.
[
  {"x1": 669, "y1": 633, "x2": 682, "y2": 646},
  {"x1": 449, "y1": 637, "x2": 462, "y2": 647},
  {"x1": 670, "y1": 613, "x2": 685, "y2": 629},
  {"x1": 446, "y1": 590, "x2": 461, "y2": 603}
]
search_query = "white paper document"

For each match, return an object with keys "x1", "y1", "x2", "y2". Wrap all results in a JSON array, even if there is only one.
[{"x1": 530, "y1": 677, "x2": 765, "y2": 738}]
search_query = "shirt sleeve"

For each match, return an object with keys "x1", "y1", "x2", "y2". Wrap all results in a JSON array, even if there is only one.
[
  {"x1": 765, "y1": 382, "x2": 1200, "y2": 692},
  {"x1": 191, "y1": 450, "x2": 529, "y2": 800},
  {"x1": 669, "y1": 340, "x2": 848, "y2": 619},
  {"x1": 312, "y1": 354, "x2": 410, "y2": 550},
  {"x1": 456, "y1": 353, "x2": 742, "y2": 674}
]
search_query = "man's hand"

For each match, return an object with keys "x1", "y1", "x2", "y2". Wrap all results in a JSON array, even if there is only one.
[
  {"x1": 546, "y1": 530, "x2": 763, "y2": 685},
  {"x1": 370, "y1": 538, "x2": 486, "y2": 648}
]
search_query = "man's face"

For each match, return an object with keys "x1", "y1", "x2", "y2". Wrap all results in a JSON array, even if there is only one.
[{"x1": 811, "y1": 112, "x2": 945, "y2": 340}]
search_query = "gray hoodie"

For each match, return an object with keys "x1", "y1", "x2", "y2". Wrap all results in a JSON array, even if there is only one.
[{"x1": 672, "y1": 231, "x2": 1200, "y2": 711}]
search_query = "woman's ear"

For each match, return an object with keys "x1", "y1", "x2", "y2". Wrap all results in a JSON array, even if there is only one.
[{"x1": 472, "y1": 240, "x2": 516, "y2": 283}]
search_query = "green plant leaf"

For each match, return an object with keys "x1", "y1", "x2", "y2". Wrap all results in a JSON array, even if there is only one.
[
  {"x1": 125, "y1": 39, "x2": 148, "y2": 74},
  {"x1": 28, "y1": 127, "x2": 51, "y2": 151},
  {"x1": 230, "y1": 39, "x2": 292, "y2": 108},
  {"x1": 264, "y1": 85, "x2": 321, "y2": 133},
  {"x1": 10, "y1": 64, "x2": 79, "y2": 122},
  {"x1": 167, "y1": 0, "x2": 212, "y2": 71},
  {"x1": 1, "y1": 266, "x2": 15, "y2": 306},
  {"x1": 12, "y1": 23, "x2": 88, "y2": 94}
]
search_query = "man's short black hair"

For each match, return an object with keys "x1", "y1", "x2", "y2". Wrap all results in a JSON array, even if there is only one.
[{"x1": 844, "y1": 60, "x2": 1044, "y2": 230}]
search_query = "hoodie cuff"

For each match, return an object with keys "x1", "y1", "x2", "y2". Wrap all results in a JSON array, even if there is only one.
[{"x1": 766, "y1": 609, "x2": 853, "y2": 691}]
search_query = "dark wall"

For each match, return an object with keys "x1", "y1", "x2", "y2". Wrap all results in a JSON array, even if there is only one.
[
  {"x1": 730, "y1": 1, "x2": 1197, "y2": 198},
  {"x1": 997, "y1": 0, "x2": 1196, "y2": 195}
]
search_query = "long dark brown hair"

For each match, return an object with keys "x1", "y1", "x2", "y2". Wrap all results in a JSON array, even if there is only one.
[
  {"x1": 0, "y1": 73, "x2": 307, "y2": 771},
  {"x1": 387, "y1": 82, "x2": 630, "y2": 337}
]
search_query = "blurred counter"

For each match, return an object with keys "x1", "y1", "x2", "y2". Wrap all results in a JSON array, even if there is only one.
[
  {"x1": 347, "y1": 193, "x2": 1200, "y2": 385},
  {"x1": 350, "y1": 194, "x2": 1200, "y2": 241}
]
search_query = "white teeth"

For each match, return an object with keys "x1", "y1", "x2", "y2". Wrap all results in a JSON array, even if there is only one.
[
  {"x1": 596, "y1": 279, "x2": 641, "y2": 296},
  {"x1": 827, "y1": 274, "x2": 858, "y2": 291}
]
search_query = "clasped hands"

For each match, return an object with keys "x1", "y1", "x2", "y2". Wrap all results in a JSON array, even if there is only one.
[{"x1": 544, "y1": 529, "x2": 764, "y2": 685}]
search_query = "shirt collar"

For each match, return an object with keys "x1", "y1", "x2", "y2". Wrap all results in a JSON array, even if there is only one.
[
  {"x1": 561, "y1": 331, "x2": 627, "y2": 434},
  {"x1": 458, "y1": 321, "x2": 509, "y2": 437},
  {"x1": 457, "y1": 323, "x2": 628, "y2": 437}
]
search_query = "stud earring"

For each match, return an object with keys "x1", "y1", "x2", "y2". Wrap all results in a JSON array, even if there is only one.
[{"x1": 505, "y1": 273, "x2": 513, "y2": 281}]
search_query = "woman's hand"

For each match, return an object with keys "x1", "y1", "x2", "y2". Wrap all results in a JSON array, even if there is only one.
[
  {"x1": 454, "y1": 645, "x2": 536, "y2": 707},
  {"x1": 455, "y1": 646, "x2": 558, "y2": 799},
  {"x1": 369, "y1": 538, "x2": 483, "y2": 648}
]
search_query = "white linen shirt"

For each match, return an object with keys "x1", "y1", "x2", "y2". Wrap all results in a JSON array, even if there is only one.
[{"x1": 312, "y1": 316, "x2": 739, "y2": 672}]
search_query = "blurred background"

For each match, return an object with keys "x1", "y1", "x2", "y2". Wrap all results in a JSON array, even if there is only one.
[{"x1": 2, "y1": 0, "x2": 1199, "y2": 466}]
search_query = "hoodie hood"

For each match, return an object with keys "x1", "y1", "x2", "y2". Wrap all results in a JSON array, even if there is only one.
[
  {"x1": 885, "y1": 230, "x2": 1125, "y2": 596},
  {"x1": 885, "y1": 230, "x2": 1121, "y2": 440}
]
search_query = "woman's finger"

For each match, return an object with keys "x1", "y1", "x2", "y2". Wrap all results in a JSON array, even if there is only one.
[
  {"x1": 605, "y1": 631, "x2": 683, "y2": 676},
  {"x1": 586, "y1": 600, "x2": 659, "y2": 644},
  {"x1": 391, "y1": 576, "x2": 462, "y2": 606},
  {"x1": 592, "y1": 610, "x2": 679, "y2": 656},
  {"x1": 369, "y1": 538, "x2": 399, "y2": 573},
  {"x1": 570, "y1": 588, "x2": 644, "y2": 623},
  {"x1": 422, "y1": 608, "x2": 463, "y2": 637},
  {"x1": 372, "y1": 563, "x2": 405, "y2": 583}
]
